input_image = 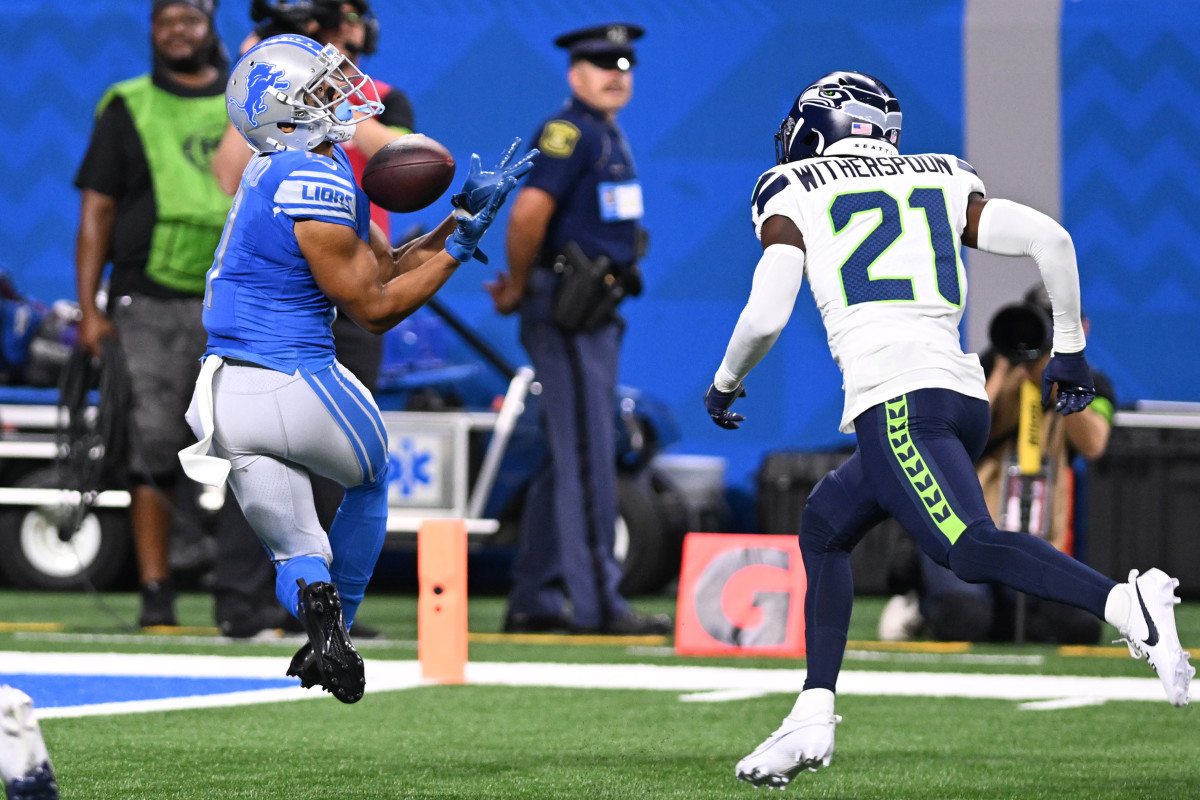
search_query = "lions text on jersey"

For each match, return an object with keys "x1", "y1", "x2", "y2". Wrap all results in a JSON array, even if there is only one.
[
  {"x1": 203, "y1": 145, "x2": 370, "y2": 372},
  {"x1": 751, "y1": 153, "x2": 988, "y2": 432}
]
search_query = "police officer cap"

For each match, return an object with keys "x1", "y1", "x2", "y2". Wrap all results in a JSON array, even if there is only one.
[{"x1": 554, "y1": 22, "x2": 644, "y2": 70}]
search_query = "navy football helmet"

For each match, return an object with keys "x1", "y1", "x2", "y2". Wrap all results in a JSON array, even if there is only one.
[{"x1": 775, "y1": 71, "x2": 902, "y2": 164}]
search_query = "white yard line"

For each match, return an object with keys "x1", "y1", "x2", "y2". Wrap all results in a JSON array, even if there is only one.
[
  {"x1": 13, "y1": 632, "x2": 415, "y2": 650},
  {"x1": 0, "y1": 651, "x2": 1166, "y2": 719},
  {"x1": 844, "y1": 649, "x2": 1044, "y2": 666},
  {"x1": 1018, "y1": 697, "x2": 1111, "y2": 711},
  {"x1": 678, "y1": 689, "x2": 773, "y2": 703}
]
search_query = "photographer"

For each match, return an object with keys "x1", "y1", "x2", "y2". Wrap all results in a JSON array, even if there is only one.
[
  {"x1": 880, "y1": 284, "x2": 1117, "y2": 643},
  {"x1": 981, "y1": 286, "x2": 1113, "y2": 474}
]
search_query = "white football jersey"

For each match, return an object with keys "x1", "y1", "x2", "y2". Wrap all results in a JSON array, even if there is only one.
[{"x1": 751, "y1": 153, "x2": 989, "y2": 432}]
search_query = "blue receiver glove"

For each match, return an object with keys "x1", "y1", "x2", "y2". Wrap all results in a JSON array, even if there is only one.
[
  {"x1": 1042, "y1": 349, "x2": 1095, "y2": 415},
  {"x1": 445, "y1": 177, "x2": 515, "y2": 264},
  {"x1": 446, "y1": 139, "x2": 538, "y2": 263},
  {"x1": 451, "y1": 138, "x2": 539, "y2": 214},
  {"x1": 704, "y1": 383, "x2": 747, "y2": 430}
]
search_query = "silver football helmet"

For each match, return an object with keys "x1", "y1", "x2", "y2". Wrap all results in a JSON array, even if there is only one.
[{"x1": 226, "y1": 34, "x2": 383, "y2": 153}]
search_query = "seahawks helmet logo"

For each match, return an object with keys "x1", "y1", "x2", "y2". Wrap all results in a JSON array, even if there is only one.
[
  {"x1": 798, "y1": 84, "x2": 901, "y2": 134},
  {"x1": 229, "y1": 62, "x2": 291, "y2": 128}
]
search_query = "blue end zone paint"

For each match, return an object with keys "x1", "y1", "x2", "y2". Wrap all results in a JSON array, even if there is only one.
[{"x1": 0, "y1": 674, "x2": 297, "y2": 708}]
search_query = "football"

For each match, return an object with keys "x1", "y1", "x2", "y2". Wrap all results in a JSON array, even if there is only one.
[{"x1": 361, "y1": 134, "x2": 456, "y2": 214}]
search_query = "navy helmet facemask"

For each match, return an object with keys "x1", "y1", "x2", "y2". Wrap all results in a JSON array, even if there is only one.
[{"x1": 775, "y1": 70, "x2": 902, "y2": 164}]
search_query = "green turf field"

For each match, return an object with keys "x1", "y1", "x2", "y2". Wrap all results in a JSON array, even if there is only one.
[{"x1": 1, "y1": 589, "x2": 1197, "y2": 799}]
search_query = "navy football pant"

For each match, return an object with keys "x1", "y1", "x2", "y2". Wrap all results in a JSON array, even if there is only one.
[{"x1": 799, "y1": 388, "x2": 1117, "y2": 692}]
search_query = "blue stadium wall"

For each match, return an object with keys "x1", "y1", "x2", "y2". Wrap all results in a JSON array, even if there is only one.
[
  {"x1": 1061, "y1": 1, "x2": 1200, "y2": 406},
  {"x1": 4, "y1": 0, "x2": 1196, "y2": 496}
]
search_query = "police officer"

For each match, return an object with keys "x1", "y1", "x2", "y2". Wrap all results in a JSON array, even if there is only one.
[{"x1": 486, "y1": 22, "x2": 670, "y2": 636}]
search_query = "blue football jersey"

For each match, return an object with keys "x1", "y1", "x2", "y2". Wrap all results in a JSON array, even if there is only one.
[{"x1": 202, "y1": 145, "x2": 370, "y2": 371}]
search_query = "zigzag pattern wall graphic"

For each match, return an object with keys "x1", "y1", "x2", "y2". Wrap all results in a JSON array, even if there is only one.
[
  {"x1": 3, "y1": 0, "x2": 967, "y2": 492},
  {"x1": 1062, "y1": 8, "x2": 1200, "y2": 403},
  {"x1": 12, "y1": 2, "x2": 1195, "y2": 489}
]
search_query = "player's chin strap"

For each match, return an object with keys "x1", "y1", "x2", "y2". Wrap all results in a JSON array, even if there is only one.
[{"x1": 178, "y1": 355, "x2": 232, "y2": 487}]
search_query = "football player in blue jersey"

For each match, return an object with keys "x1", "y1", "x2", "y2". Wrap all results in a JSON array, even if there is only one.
[
  {"x1": 179, "y1": 34, "x2": 535, "y2": 703},
  {"x1": 704, "y1": 71, "x2": 1192, "y2": 786}
]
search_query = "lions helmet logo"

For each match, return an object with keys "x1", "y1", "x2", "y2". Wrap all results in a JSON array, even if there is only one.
[{"x1": 229, "y1": 62, "x2": 291, "y2": 129}]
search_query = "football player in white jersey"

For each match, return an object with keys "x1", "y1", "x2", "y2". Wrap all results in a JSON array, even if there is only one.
[
  {"x1": 179, "y1": 34, "x2": 534, "y2": 703},
  {"x1": 704, "y1": 71, "x2": 1192, "y2": 788}
]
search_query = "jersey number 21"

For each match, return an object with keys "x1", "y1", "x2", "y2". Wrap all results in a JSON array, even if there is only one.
[{"x1": 830, "y1": 188, "x2": 961, "y2": 307}]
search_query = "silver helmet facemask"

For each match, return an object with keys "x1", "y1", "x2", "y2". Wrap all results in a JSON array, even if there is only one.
[{"x1": 226, "y1": 35, "x2": 384, "y2": 153}]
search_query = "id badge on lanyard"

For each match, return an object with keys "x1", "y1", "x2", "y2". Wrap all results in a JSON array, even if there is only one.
[{"x1": 597, "y1": 180, "x2": 643, "y2": 222}]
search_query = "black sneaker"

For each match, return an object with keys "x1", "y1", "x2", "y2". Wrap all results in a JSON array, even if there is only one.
[
  {"x1": 572, "y1": 610, "x2": 673, "y2": 636},
  {"x1": 138, "y1": 581, "x2": 178, "y2": 628},
  {"x1": 502, "y1": 612, "x2": 572, "y2": 634},
  {"x1": 293, "y1": 579, "x2": 365, "y2": 704},
  {"x1": 348, "y1": 621, "x2": 382, "y2": 639},
  {"x1": 220, "y1": 606, "x2": 291, "y2": 639}
]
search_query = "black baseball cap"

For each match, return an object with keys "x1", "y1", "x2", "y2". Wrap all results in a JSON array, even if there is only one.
[{"x1": 554, "y1": 22, "x2": 644, "y2": 71}]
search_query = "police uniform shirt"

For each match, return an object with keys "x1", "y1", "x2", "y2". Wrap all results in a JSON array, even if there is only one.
[
  {"x1": 525, "y1": 96, "x2": 642, "y2": 267},
  {"x1": 203, "y1": 145, "x2": 370, "y2": 372},
  {"x1": 751, "y1": 152, "x2": 988, "y2": 432}
]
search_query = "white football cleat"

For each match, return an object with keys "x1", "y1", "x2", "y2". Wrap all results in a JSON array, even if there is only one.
[
  {"x1": 877, "y1": 591, "x2": 923, "y2": 642},
  {"x1": 735, "y1": 710, "x2": 841, "y2": 789},
  {"x1": 0, "y1": 686, "x2": 58, "y2": 800},
  {"x1": 1117, "y1": 569, "x2": 1193, "y2": 707}
]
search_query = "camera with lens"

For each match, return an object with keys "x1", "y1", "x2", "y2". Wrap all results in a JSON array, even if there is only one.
[
  {"x1": 250, "y1": 0, "x2": 335, "y2": 38},
  {"x1": 249, "y1": 0, "x2": 379, "y2": 54},
  {"x1": 988, "y1": 301, "x2": 1051, "y2": 365}
]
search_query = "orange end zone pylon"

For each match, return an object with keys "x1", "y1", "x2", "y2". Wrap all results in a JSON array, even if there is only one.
[{"x1": 418, "y1": 519, "x2": 468, "y2": 683}]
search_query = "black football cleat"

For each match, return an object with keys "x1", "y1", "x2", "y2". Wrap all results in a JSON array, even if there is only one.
[
  {"x1": 5, "y1": 762, "x2": 59, "y2": 800},
  {"x1": 285, "y1": 642, "x2": 321, "y2": 689},
  {"x1": 293, "y1": 579, "x2": 365, "y2": 704},
  {"x1": 0, "y1": 686, "x2": 59, "y2": 800}
]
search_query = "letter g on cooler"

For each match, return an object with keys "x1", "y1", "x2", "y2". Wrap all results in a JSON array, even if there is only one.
[{"x1": 674, "y1": 533, "x2": 807, "y2": 657}]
